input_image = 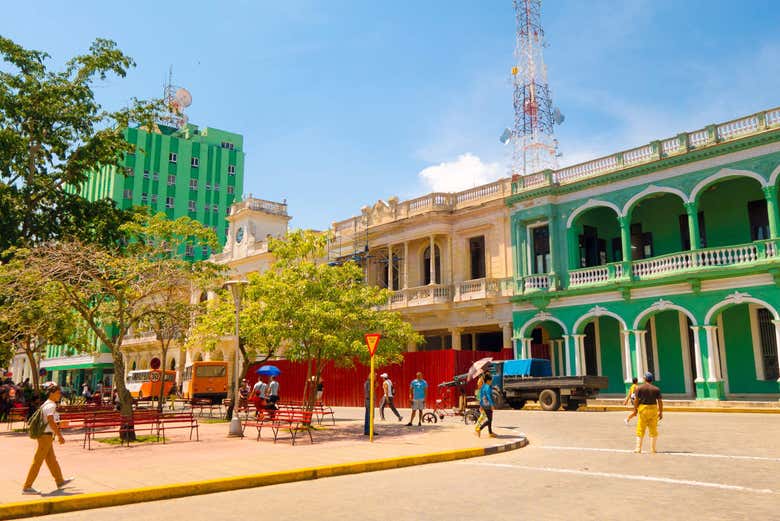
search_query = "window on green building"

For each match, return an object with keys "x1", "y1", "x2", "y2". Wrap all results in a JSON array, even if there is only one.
[
  {"x1": 191, "y1": 157, "x2": 200, "y2": 168},
  {"x1": 153, "y1": 171, "x2": 159, "y2": 181},
  {"x1": 169, "y1": 153, "x2": 177, "y2": 164},
  {"x1": 189, "y1": 179, "x2": 198, "y2": 191},
  {"x1": 748, "y1": 200, "x2": 770, "y2": 241},
  {"x1": 188, "y1": 200, "x2": 196, "y2": 212},
  {"x1": 530, "y1": 226, "x2": 550, "y2": 274},
  {"x1": 757, "y1": 308, "x2": 779, "y2": 380},
  {"x1": 123, "y1": 189, "x2": 133, "y2": 200},
  {"x1": 227, "y1": 186, "x2": 234, "y2": 195},
  {"x1": 228, "y1": 165, "x2": 235, "y2": 175},
  {"x1": 166, "y1": 196, "x2": 174, "y2": 209},
  {"x1": 167, "y1": 175, "x2": 176, "y2": 186}
]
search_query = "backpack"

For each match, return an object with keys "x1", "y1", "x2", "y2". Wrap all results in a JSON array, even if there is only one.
[{"x1": 28, "y1": 407, "x2": 47, "y2": 439}]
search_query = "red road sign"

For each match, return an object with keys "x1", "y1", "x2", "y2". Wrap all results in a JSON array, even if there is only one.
[{"x1": 364, "y1": 333, "x2": 381, "y2": 357}]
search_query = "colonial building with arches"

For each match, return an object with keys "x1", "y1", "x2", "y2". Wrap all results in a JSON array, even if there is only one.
[{"x1": 508, "y1": 107, "x2": 780, "y2": 400}]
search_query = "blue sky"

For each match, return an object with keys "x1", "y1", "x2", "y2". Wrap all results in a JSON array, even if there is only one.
[{"x1": 4, "y1": 1, "x2": 780, "y2": 230}]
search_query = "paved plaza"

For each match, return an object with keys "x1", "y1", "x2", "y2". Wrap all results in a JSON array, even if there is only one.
[{"x1": 11, "y1": 408, "x2": 780, "y2": 521}]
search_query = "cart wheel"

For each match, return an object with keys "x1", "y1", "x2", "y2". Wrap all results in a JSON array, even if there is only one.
[
  {"x1": 464, "y1": 409, "x2": 479, "y2": 425},
  {"x1": 422, "y1": 412, "x2": 437, "y2": 424}
]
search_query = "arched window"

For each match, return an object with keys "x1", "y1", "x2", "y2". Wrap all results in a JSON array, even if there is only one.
[{"x1": 423, "y1": 245, "x2": 441, "y2": 285}]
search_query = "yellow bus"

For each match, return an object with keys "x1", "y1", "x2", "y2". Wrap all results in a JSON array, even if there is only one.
[
  {"x1": 182, "y1": 361, "x2": 228, "y2": 404},
  {"x1": 125, "y1": 369, "x2": 176, "y2": 400}
]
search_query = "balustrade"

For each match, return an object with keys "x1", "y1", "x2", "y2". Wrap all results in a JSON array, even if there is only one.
[
  {"x1": 569, "y1": 265, "x2": 611, "y2": 287},
  {"x1": 523, "y1": 275, "x2": 551, "y2": 291}
]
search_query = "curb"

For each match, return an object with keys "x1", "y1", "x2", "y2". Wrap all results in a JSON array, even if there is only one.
[
  {"x1": 523, "y1": 404, "x2": 780, "y2": 414},
  {"x1": 0, "y1": 437, "x2": 528, "y2": 520}
]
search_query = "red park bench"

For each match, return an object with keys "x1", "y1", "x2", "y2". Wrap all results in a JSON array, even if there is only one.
[{"x1": 242, "y1": 407, "x2": 314, "y2": 445}]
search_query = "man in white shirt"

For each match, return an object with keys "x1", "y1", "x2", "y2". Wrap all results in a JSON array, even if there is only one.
[
  {"x1": 379, "y1": 373, "x2": 403, "y2": 422},
  {"x1": 23, "y1": 384, "x2": 74, "y2": 494}
]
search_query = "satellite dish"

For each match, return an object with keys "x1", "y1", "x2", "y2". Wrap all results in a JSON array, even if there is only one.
[
  {"x1": 175, "y1": 87, "x2": 192, "y2": 108},
  {"x1": 553, "y1": 107, "x2": 565, "y2": 125},
  {"x1": 499, "y1": 127, "x2": 513, "y2": 144}
]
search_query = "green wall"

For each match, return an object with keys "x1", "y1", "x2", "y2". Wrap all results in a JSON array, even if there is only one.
[
  {"x1": 572, "y1": 206, "x2": 621, "y2": 264},
  {"x1": 722, "y1": 304, "x2": 778, "y2": 394},
  {"x1": 698, "y1": 178, "x2": 762, "y2": 248},
  {"x1": 631, "y1": 195, "x2": 686, "y2": 257},
  {"x1": 597, "y1": 317, "x2": 625, "y2": 394},
  {"x1": 653, "y1": 310, "x2": 687, "y2": 394}
]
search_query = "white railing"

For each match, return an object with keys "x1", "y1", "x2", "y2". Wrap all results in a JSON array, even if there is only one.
[
  {"x1": 568, "y1": 265, "x2": 610, "y2": 287},
  {"x1": 623, "y1": 144, "x2": 654, "y2": 165},
  {"x1": 766, "y1": 240, "x2": 778, "y2": 258},
  {"x1": 556, "y1": 155, "x2": 618, "y2": 184},
  {"x1": 231, "y1": 198, "x2": 288, "y2": 216},
  {"x1": 633, "y1": 252, "x2": 694, "y2": 278},
  {"x1": 766, "y1": 109, "x2": 780, "y2": 126},
  {"x1": 695, "y1": 243, "x2": 758, "y2": 267},
  {"x1": 510, "y1": 107, "x2": 779, "y2": 194},
  {"x1": 390, "y1": 284, "x2": 452, "y2": 308},
  {"x1": 455, "y1": 179, "x2": 508, "y2": 205},
  {"x1": 661, "y1": 137, "x2": 681, "y2": 155},
  {"x1": 523, "y1": 275, "x2": 550, "y2": 290},
  {"x1": 459, "y1": 279, "x2": 485, "y2": 295},
  {"x1": 717, "y1": 115, "x2": 759, "y2": 140},
  {"x1": 688, "y1": 129, "x2": 709, "y2": 148}
]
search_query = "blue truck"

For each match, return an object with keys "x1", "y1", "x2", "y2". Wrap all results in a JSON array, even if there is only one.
[{"x1": 489, "y1": 359, "x2": 609, "y2": 411}]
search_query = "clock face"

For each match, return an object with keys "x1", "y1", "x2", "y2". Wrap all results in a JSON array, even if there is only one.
[{"x1": 236, "y1": 226, "x2": 245, "y2": 244}]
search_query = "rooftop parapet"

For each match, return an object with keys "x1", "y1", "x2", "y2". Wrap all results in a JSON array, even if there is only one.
[{"x1": 510, "y1": 107, "x2": 780, "y2": 195}]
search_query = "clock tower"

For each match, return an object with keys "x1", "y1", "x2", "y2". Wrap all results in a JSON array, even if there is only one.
[{"x1": 217, "y1": 196, "x2": 291, "y2": 275}]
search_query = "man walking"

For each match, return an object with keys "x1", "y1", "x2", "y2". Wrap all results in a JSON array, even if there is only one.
[
  {"x1": 379, "y1": 373, "x2": 402, "y2": 422},
  {"x1": 406, "y1": 372, "x2": 428, "y2": 427},
  {"x1": 23, "y1": 384, "x2": 74, "y2": 494},
  {"x1": 267, "y1": 375, "x2": 280, "y2": 408},
  {"x1": 633, "y1": 372, "x2": 663, "y2": 454}
]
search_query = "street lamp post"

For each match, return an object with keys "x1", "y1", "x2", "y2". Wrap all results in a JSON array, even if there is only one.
[{"x1": 225, "y1": 279, "x2": 248, "y2": 437}]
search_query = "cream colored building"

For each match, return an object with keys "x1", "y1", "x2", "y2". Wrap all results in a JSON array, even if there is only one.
[
  {"x1": 120, "y1": 196, "x2": 290, "y2": 384},
  {"x1": 330, "y1": 179, "x2": 515, "y2": 353}
]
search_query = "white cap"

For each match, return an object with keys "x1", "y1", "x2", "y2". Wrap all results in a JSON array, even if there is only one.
[{"x1": 380, "y1": 373, "x2": 388, "y2": 378}]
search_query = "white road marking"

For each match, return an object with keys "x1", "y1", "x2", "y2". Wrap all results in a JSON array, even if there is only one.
[
  {"x1": 457, "y1": 461, "x2": 775, "y2": 494},
  {"x1": 539, "y1": 445, "x2": 780, "y2": 463}
]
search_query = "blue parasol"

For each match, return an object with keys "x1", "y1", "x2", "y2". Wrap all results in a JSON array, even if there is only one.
[{"x1": 255, "y1": 365, "x2": 281, "y2": 376}]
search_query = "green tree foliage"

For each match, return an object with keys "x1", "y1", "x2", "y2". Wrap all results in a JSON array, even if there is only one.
[
  {"x1": 243, "y1": 230, "x2": 421, "y2": 406},
  {"x1": 0, "y1": 36, "x2": 162, "y2": 256},
  {"x1": 0, "y1": 258, "x2": 87, "y2": 389},
  {"x1": 14, "y1": 214, "x2": 220, "y2": 430}
]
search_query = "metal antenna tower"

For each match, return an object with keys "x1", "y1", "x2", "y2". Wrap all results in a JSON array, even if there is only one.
[{"x1": 507, "y1": 0, "x2": 562, "y2": 176}]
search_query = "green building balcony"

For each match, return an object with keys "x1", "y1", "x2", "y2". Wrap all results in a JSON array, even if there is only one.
[{"x1": 520, "y1": 238, "x2": 778, "y2": 294}]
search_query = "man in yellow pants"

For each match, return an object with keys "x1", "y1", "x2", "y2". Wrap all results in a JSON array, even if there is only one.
[{"x1": 633, "y1": 372, "x2": 663, "y2": 454}]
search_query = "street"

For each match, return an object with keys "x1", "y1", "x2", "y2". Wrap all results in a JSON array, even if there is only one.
[{"x1": 28, "y1": 409, "x2": 780, "y2": 521}]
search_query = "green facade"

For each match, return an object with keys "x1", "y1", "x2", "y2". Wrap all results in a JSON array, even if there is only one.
[
  {"x1": 49, "y1": 123, "x2": 245, "y2": 385},
  {"x1": 72, "y1": 123, "x2": 245, "y2": 260},
  {"x1": 508, "y1": 108, "x2": 780, "y2": 400}
]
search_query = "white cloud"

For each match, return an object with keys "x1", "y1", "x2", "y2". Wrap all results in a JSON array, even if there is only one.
[{"x1": 418, "y1": 153, "x2": 503, "y2": 193}]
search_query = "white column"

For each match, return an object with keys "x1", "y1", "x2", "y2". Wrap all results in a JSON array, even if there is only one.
[
  {"x1": 572, "y1": 334, "x2": 584, "y2": 376},
  {"x1": 703, "y1": 325, "x2": 720, "y2": 383},
  {"x1": 549, "y1": 339, "x2": 557, "y2": 375},
  {"x1": 562, "y1": 335, "x2": 572, "y2": 376},
  {"x1": 557, "y1": 340, "x2": 565, "y2": 377},
  {"x1": 632, "y1": 330, "x2": 646, "y2": 381},
  {"x1": 429, "y1": 235, "x2": 436, "y2": 285},
  {"x1": 387, "y1": 244, "x2": 393, "y2": 290},
  {"x1": 450, "y1": 328, "x2": 462, "y2": 351},
  {"x1": 512, "y1": 338, "x2": 519, "y2": 358},
  {"x1": 690, "y1": 326, "x2": 705, "y2": 383},
  {"x1": 774, "y1": 320, "x2": 780, "y2": 383},
  {"x1": 403, "y1": 241, "x2": 409, "y2": 289},
  {"x1": 521, "y1": 338, "x2": 532, "y2": 359},
  {"x1": 621, "y1": 330, "x2": 632, "y2": 383}
]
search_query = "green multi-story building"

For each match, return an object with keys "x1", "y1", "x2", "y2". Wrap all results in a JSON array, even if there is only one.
[
  {"x1": 43, "y1": 122, "x2": 245, "y2": 391},
  {"x1": 73, "y1": 123, "x2": 245, "y2": 259},
  {"x1": 508, "y1": 107, "x2": 780, "y2": 401}
]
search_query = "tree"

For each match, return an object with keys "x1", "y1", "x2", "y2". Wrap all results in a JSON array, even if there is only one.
[
  {"x1": 248, "y1": 230, "x2": 421, "y2": 408},
  {"x1": 15, "y1": 213, "x2": 218, "y2": 437},
  {"x1": 0, "y1": 36, "x2": 162, "y2": 257},
  {"x1": 0, "y1": 258, "x2": 87, "y2": 390}
]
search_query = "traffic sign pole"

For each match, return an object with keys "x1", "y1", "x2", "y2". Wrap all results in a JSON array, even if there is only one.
[{"x1": 364, "y1": 333, "x2": 382, "y2": 443}]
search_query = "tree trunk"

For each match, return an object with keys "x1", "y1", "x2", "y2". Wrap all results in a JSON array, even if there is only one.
[
  {"x1": 24, "y1": 338, "x2": 40, "y2": 391},
  {"x1": 158, "y1": 340, "x2": 168, "y2": 413},
  {"x1": 111, "y1": 347, "x2": 136, "y2": 441}
]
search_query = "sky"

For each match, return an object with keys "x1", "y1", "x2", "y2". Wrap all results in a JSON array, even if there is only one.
[{"x1": 3, "y1": 1, "x2": 780, "y2": 230}]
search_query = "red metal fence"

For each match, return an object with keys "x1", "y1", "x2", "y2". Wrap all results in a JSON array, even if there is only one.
[{"x1": 247, "y1": 349, "x2": 513, "y2": 408}]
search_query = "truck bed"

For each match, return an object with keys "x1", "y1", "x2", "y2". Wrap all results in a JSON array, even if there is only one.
[{"x1": 502, "y1": 375, "x2": 609, "y2": 391}]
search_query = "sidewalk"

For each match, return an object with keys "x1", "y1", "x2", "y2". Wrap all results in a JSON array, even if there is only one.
[{"x1": 0, "y1": 407, "x2": 525, "y2": 512}]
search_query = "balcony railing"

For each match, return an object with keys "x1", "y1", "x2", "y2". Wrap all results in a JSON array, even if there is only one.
[
  {"x1": 522, "y1": 239, "x2": 777, "y2": 294},
  {"x1": 387, "y1": 277, "x2": 513, "y2": 309},
  {"x1": 511, "y1": 107, "x2": 780, "y2": 194}
]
